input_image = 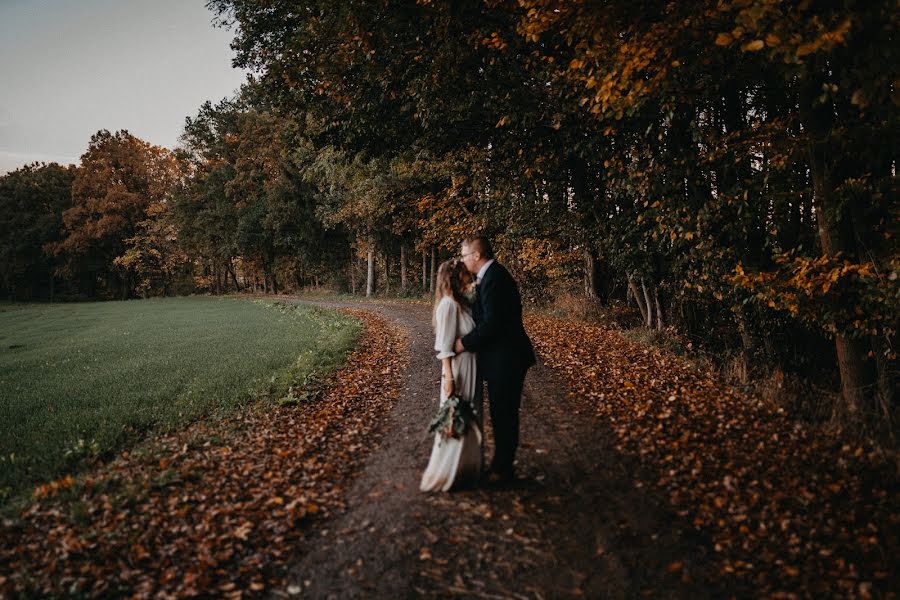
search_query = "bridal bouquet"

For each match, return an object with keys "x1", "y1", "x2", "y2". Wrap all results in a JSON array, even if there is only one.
[{"x1": 428, "y1": 394, "x2": 477, "y2": 440}]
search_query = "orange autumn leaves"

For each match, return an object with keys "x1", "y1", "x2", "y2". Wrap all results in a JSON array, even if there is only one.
[{"x1": 526, "y1": 313, "x2": 898, "y2": 598}]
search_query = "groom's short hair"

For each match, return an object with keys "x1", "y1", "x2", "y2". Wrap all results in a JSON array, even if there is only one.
[{"x1": 464, "y1": 233, "x2": 494, "y2": 260}]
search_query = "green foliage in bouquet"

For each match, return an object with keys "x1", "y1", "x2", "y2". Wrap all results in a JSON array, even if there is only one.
[{"x1": 428, "y1": 395, "x2": 477, "y2": 440}]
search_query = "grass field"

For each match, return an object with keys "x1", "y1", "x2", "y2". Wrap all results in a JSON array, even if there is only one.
[{"x1": 0, "y1": 297, "x2": 360, "y2": 502}]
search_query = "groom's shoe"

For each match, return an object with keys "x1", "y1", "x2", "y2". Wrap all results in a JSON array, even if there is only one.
[{"x1": 484, "y1": 466, "x2": 516, "y2": 486}]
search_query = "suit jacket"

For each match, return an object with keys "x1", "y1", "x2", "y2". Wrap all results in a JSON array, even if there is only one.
[{"x1": 461, "y1": 261, "x2": 536, "y2": 382}]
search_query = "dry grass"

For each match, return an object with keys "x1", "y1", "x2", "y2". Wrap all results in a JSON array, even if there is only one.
[{"x1": 539, "y1": 291, "x2": 643, "y2": 329}]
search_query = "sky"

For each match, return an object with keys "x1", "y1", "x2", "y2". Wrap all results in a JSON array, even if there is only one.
[{"x1": 0, "y1": 0, "x2": 248, "y2": 174}]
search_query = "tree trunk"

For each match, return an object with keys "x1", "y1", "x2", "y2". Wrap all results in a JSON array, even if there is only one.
[
  {"x1": 583, "y1": 248, "x2": 598, "y2": 300},
  {"x1": 384, "y1": 250, "x2": 390, "y2": 295},
  {"x1": 802, "y1": 68, "x2": 874, "y2": 417},
  {"x1": 629, "y1": 277, "x2": 648, "y2": 324},
  {"x1": 422, "y1": 250, "x2": 428, "y2": 292},
  {"x1": 833, "y1": 336, "x2": 872, "y2": 418},
  {"x1": 641, "y1": 278, "x2": 653, "y2": 328},
  {"x1": 400, "y1": 243, "x2": 408, "y2": 294},
  {"x1": 227, "y1": 260, "x2": 239, "y2": 292},
  {"x1": 429, "y1": 246, "x2": 436, "y2": 293},
  {"x1": 654, "y1": 286, "x2": 664, "y2": 331},
  {"x1": 366, "y1": 248, "x2": 375, "y2": 297},
  {"x1": 734, "y1": 305, "x2": 759, "y2": 375},
  {"x1": 349, "y1": 250, "x2": 357, "y2": 295}
]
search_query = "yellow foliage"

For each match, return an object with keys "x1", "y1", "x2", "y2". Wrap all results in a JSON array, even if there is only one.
[{"x1": 511, "y1": 238, "x2": 579, "y2": 282}]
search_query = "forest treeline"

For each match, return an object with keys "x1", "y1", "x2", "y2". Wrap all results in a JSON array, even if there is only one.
[{"x1": 1, "y1": 0, "x2": 896, "y2": 426}]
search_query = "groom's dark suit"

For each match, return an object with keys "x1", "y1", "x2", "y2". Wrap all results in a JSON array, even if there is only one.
[{"x1": 461, "y1": 261, "x2": 536, "y2": 476}]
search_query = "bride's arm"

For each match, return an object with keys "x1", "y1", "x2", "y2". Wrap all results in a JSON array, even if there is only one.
[
  {"x1": 434, "y1": 298, "x2": 459, "y2": 358},
  {"x1": 435, "y1": 299, "x2": 458, "y2": 395},
  {"x1": 440, "y1": 356, "x2": 454, "y2": 396}
]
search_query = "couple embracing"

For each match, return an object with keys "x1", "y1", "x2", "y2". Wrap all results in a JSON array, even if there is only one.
[{"x1": 420, "y1": 234, "x2": 536, "y2": 492}]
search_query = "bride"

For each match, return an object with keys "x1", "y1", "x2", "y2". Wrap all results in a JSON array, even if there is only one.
[{"x1": 420, "y1": 259, "x2": 483, "y2": 492}]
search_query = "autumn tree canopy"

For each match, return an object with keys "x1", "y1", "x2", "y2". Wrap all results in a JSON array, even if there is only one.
[
  {"x1": 1, "y1": 0, "x2": 895, "y2": 425},
  {"x1": 45, "y1": 130, "x2": 184, "y2": 299},
  {"x1": 200, "y1": 0, "x2": 897, "y2": 421}
]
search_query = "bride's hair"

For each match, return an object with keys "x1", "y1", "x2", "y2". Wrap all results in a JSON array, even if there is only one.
[{"x1": 433, "y1": 259, "x2": 472, "y2": 328}]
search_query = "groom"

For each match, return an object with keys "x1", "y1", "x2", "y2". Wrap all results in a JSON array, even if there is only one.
[{"x1": 455, "y1": 233, "x2": 536, "y2": 483}]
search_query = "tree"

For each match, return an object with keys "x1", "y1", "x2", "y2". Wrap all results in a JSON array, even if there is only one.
[
  {"x1": 0, "y1": 163, "x2": 75, "y2": 300},
  {"x1": 51, "y1": 130, "x2": 181, "y2": 299}
]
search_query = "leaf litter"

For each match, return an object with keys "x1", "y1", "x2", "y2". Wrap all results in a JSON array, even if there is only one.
[{"x1": 525, "y1": 314, "x2": 898, "y2": 599}]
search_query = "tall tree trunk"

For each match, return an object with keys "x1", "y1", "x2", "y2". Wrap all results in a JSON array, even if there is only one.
[
  {"x1": 366, "y1": 248, "x2": 375, "y2": 297},
  {"x1": 227, "y1": 260, "x2": 239, "y2": 292},
  {"x1": 268, "y1": 248, "x2": 279, "y2": 295},
  {"x1": 735, "y1": 304, "x2": 759, "y2": 367},
  {"x1": 569, "y1": 154, "x2": 608, "y2": 303},
  {"x1": 400, "y1": 243, "x2": 408, "y2": 294},
  {"x1": 384, "y1": 250, "x2": 390, "y2": 295},
  {"x1": 629, "y1": 276, "x2": 648, "y2": 325},
  {"x1": 654, "y1": 286, "x2": 664, "y2": 331},
  {"x1": 429, "y1": 246, "x2": 436, "y2": 293},
  {"x1": 641, "y1": 278, "x2": 653, "y2": 328},
  {"x1": 422, "y1": 250, "x2": 428, "y2": 292},
  {"x1": 349, "y1": 249, "x2": 357, "y2": 295},
  {"x1": 802, "y1": 68, "x2": 874, "y2": 417},
  {"x1": 583, "y1": 248, "x2": 598, "y2": 300}
]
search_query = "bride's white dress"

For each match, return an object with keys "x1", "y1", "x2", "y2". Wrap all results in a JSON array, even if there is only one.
[{"x1": 419, "y1": 295, "x2": 483, "y2": 492}]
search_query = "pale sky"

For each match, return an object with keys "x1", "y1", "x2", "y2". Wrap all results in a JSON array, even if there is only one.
[{"x1": 0, "y1": 0, "x2": 247, "y2": 174}]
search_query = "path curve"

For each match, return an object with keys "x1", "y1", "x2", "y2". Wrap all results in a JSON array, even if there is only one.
[{"x1": 279, "y1": 299, "x2": 708, "y2": 599}]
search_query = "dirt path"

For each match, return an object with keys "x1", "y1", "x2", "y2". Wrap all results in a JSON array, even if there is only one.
[{"x1": 279, "y1": 299, "x2": 709, "y2": 599}]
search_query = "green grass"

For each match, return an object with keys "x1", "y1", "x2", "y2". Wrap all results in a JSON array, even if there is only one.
[{"x1": 0, "y1": 297, "x2": 360, "y2": 502}]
